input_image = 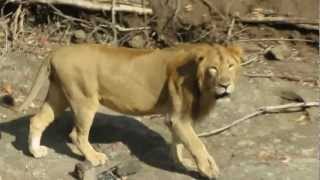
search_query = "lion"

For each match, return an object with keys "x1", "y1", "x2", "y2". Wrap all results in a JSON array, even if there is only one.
[{"x1": 21, "y1": 43, "x2": 242, "y2": 179}]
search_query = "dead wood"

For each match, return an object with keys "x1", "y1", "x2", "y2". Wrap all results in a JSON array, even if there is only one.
[
  {"x1": 198, "y1": 101, "x2": 320, "y2": 137},
  {"x1": 8, "y1": 0, "x2": 153, "y2": 14},
  {"x1": 236, "y1": 38, "x2": 316, "y2": 43},
  {"x1": 237, "y1": 16, "x2": 319, "y2": 31},
  {"x1": 244, "y1": 73, "x2": 318, "y2": 85}
]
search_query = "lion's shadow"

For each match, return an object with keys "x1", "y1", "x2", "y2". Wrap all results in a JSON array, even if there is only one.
[{"x1": 0, "y1": 111, "x2": 200, "y2": 178}]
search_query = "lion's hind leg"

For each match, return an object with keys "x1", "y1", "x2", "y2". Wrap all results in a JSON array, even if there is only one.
[
  {"x1": 69, "y1": 97, "x2": 107, "y2": 166},
  {"x1": 29, "y1": 82, "x2": 68, "y2": 158}
]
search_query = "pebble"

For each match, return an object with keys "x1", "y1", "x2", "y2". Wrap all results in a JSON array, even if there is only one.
[
  {"x1": 237, "y1": 140, "x2": 255, "y2": 147},
  {"x1": 273, "y1": 138, "x2": 281, "y2": 144},
  {"x1": 74, "y1": 162, "x2": 97, "y2": 180},
  {"x1": 301, "y1": 148, "x2": 315, "y2": 157}
]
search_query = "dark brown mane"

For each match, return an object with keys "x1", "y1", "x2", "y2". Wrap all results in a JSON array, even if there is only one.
[{"x1": 191, "y1": 84, "x2": 217, "y2": 121}]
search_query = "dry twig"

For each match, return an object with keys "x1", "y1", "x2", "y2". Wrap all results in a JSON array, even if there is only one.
[
  {"x1": 199, "y1": 0, "x2": 226, "y2": 20},
  {"x1": 244, "y1": 73, "x2": 318, "y2": 85},
  {"x1": 111, "y1": 0, "x2": 118, "y2": 46},
  {"x1": 11, "y1": 4, "x2": 22, "y2": 40},
  {"x1": 240, "y1": 55, "x2": 258, "y2": 66},
  {"x1": 226, "y1": 17, "x2": 235, "y2": 42},
  {"x1": 238, "y1": 16, "x2": 319, "y2": 25},
  {"x1": 236, "y1": 38, "x2": 316, "y2": 43},
  {"x1": 0, "y1": 18, "x2": 10, "y2": 54},
  {"x1": 49, "y1": 4, "x2": 150, "y2": 33},
  {"x1": 198, "y1": 101, "x2": 320, "y2": 137},
  {"x1": 8, "y1": 0, "x2": 153, "y2": 14},
  {"x1": 237, "y1": 16, "x2": 319, "y2": 31}
]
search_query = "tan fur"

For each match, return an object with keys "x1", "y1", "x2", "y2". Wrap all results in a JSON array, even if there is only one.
[{"x1": 27, "y1": 43, "x2": 242, "y2": 179}]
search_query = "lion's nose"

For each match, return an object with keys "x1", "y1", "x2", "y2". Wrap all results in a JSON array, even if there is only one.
[{"x1": 218, "y1": 82, "x2": 230, "y2": 89}]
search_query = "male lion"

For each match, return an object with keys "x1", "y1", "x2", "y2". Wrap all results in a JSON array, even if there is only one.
[{"x1": 22, "y1": 43, "x2": 242, "y2": 179}]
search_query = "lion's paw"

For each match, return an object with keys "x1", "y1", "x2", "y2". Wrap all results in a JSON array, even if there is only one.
[
  {"x1": 198, "y1": 155, "x2": 220, "y2": 179},
  {"x1": 30, "y1": 145, "x2": 48, "y2": 158},
  {"x1": 87, "y1": 152, "x2": 108, "y2": 166}
]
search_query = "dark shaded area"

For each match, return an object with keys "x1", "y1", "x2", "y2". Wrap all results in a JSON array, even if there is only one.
[{"x1": 0, "y1": 112, "x2": 202, "y2": 178}]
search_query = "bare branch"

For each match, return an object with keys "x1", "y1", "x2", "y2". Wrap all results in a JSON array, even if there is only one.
[
  {"x1": 198, "y1": 101, "x2": 320, "y2": 137},
  {"x1": 8, "y1": 0, "x2": 153, "y2": 14},
  {"x1": 238, "y1": 16, "x2": 319, "y2": 25},
  {"x1": 236, "y1": 38, "x2": 316, "y2": 43},
  {"x1": 237, "y1": 16, "x2": 319, "y2": 31}
]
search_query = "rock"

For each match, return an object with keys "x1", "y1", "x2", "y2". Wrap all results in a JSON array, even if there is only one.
[
  {"x1": 265, "y1": 45, "x2": 291, "y2": 60},
  {"x1": 97, "y1": 171, "x2": 117, "y2": 180},
  {"x1": 74, "y1": 162, "x2": 97, "y2": 180},
  {"x1": 128, "y1": 35, "x2": 146, "y2": 48},
  {"x1": 1, "y1": 94, "x2": 15, "y2": 106},
  {"x1": 115, "y1": 159, "x2": 141, "y2": 177},
  {"x1": 72, "y1": 30, "x2": 87, "y2": 43}
]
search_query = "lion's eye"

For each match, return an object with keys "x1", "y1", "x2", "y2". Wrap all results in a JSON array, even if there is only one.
[
  {"x1": 198, "y1": 56, "x2": 205, "y2": 61},
  {"x1": 208, "y1": 67, "x2": 217, "y2": 77},
  {"x1": 228, "y1": 64, "x2": 234, "y2": 69}
]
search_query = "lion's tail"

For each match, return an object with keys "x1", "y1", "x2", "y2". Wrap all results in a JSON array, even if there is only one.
[{"x1": 15, "y1": 59, "x2": 51, "y2": 112}]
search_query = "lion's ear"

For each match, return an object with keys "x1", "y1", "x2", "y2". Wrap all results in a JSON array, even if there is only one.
[{"x1": 228, "y1": 45, "x2": 244, "y2": 57}]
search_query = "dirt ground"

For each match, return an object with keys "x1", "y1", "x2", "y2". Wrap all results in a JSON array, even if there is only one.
[{"x1": 0, "y1": 0, "x2": 319, "y2": 180}]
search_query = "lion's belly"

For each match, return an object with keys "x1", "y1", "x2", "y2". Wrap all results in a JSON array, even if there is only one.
[
  {"x1": 99, "y1": 82, "x2": 162, "y2": 115},
  {"x1": 98, "y1": 60, "x2": 168, "y2": 115}
]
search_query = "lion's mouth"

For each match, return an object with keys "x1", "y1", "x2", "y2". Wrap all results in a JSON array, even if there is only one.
[{"x1": 216, "y1": 91, "x2": 230, "y2": 98}]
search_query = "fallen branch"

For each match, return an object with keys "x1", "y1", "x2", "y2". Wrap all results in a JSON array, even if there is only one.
[
  {"x1": 226, "y1": 17, "x2": 235, "y2": 42},
  {"x1": 244, "y1": 73, "x2": 318, "y2": 85},
  {"x1": 236, "y1": 38, "x2": 316, "y2": 43},
  {"x1": 11, "y1": 4, "x2": 22, "y2": 40},
  {"x1": 49, "y1": 4, "x2": 150, "y2": 32},
  {"x1": 237, "y1": 16, "x2": 319, "y2": 31},
  {"x1": 238, "y1": 16, "x2": 319, "y2": 25},
  {"x1": 111, "y1": 0, "x2": 118, "y2": 46},
  {"x1": 240, "y1": 55, "x2": 258, "y2": 66},
  {"x1": 198, "y1": 101, "x2": 320, "y2": 137},
  {"x1": 8, "y1": 0, "x2": 153, "y2": 14}
]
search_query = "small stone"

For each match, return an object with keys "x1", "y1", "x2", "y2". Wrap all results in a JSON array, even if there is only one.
[
  {"x1": 1, "y1": 95, "x2": 15, "y2": 106},
  {"x1": 257, "y1": 150, "x2": 274, "y2": 161},
  {"x1": 97, "y1": 171, "x2": 117, "y2": 180},
  {"x1": 279, "y1": 155, "x2": 291, "y2": 164},
  {"x1": 273, "y1": 138, "x2": 281, "y2": 144},
  {"x1": 301, "y1": 148, "x2": 315, "y2": 157},
  {"x1": 184, "y1": 4, "x2": 193, "y2": 12},
  {"x1": 0, "y1": 113, "x2": 7, "y2": 119},
  {"x1": 237, "y1": 140, "x2": 255, "y2": 147},
  {"x1": 74, "y1": 162, "x2": 97, "y2": 180},
  {"x1": 115, "y1": 159, "x2": 141, "y2": 177},
  {"x1": 1, "y1": 83, "x2": 13, "y2": 95},
  {"x1": 128, "y1": 35, "x2": 146, "y2": 48},
  {"x1": 73, "y1": 30, "x2": 87, "y2": 43},
  {"x1": 265, "y1": 45, "x2": 291, "y2": 60},
  {"x1": 30, "y1": 102, "x2": 37, "y2": 108}
]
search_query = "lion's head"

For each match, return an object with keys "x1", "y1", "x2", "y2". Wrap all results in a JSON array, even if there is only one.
[
  {"x1": 194, "y1": 44, "x2": 242, "y2": 97},
  {"x1": 175, "y1": 43, "x2": 243, "y2": 119}
]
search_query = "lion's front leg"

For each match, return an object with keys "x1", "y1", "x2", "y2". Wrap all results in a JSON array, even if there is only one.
[
  {"x1": 170, "y1": 133, "x2": 197, "y2": 171},
  {"x1": 170, "y1": 117, "x2": 220, "y2": 179},
  {"x1": 168, "y1": 76, "x2": 220, "y2": 179}
]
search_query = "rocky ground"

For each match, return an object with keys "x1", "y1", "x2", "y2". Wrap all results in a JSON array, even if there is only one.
[
  {"x1": 0, "y1": 38, "x2": 318, "y2": 180},
  {"x1": 0, "y1": 1, "x2": 319, "y2": 180}
]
